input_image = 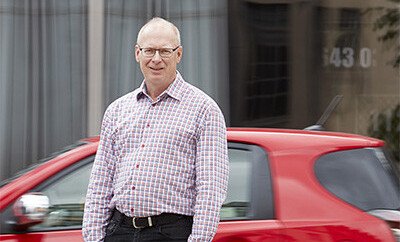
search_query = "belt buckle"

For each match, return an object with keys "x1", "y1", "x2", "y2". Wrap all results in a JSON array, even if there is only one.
[{"x1": 132, "y1": 217, "x2": 153, "y2": 229}]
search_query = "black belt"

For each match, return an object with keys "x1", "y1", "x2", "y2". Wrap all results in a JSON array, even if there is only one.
[{"x1": 113, "y1": 209, "x2": 192, "y2": 229}]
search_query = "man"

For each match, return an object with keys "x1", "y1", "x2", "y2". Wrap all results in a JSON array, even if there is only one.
[{"x1": 83, "y1": 17, "x2": 229, "y2": 242}]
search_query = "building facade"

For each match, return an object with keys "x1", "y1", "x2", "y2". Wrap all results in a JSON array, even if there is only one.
[{"x1": 1, "y1": 0, "x2": 398, "y2": 180}]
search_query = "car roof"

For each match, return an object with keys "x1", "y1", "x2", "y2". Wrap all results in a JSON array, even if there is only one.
[
  {"x1": 81, "y1": 128, "x2": 383, "y2": 152},
  {"x1": 227, "y1": 127, "x2": 383, "y2": 151}
]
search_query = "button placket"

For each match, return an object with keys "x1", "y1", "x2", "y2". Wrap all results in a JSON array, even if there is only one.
[{"x1": 141, "y1": 101, "x2": 155, "y2": 149}]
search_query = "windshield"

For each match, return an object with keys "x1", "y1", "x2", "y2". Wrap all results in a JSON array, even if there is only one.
[{"x1": 0, "y1": 141, "x2": 88, "y2": 188}]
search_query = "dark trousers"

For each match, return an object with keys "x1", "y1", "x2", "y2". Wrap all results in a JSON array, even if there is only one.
[{"x1": 104, "y1": 211, "x2": 193, "y2": 242}]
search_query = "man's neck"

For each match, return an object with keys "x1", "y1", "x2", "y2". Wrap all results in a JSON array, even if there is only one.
[
  {"x1": 145, "y1": 78, "x2": 175, "y2": 101},
  {"x1": 146, "y1": 85, "x2": 165, "y2": 101}
]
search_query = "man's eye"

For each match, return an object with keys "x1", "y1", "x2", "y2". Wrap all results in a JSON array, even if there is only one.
[
  {"x1": 160, "y1": 49, "x2": 172, "y2": 55},
  {"x1": 144, "y1": 49, "x2": 155, "y2": 55}
]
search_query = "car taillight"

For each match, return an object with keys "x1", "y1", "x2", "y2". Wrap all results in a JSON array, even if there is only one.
[{"x1": 368, "y1": 209, "x2": 400, "y2": 242}]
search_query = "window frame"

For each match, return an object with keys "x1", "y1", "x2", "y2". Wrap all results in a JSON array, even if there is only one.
[{"x1": 222, "y1": 142, "x2": 275, "y2": 221}]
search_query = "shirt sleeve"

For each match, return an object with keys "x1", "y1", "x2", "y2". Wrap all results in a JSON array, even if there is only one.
[
  {"x1": 189, "y1": 104, "x2": 229, "y2": 241},
  {"x1": 82, "y1": 107, "x2": 117, "y2": 242}
]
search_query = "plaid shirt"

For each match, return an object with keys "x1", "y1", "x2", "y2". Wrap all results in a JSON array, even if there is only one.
[{"x1": 83, "y1": 72, "x2": 229, "y2": 241}]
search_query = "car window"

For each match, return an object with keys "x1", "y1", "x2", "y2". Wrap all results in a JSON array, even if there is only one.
[
  {"x1": 221, "y1": 148, "x2": 252, "y2": 219},
  {"x1": 221, "y1": 143, "x2": 274, "y2": 221},
  {"x1": 32, "y1": 159, "x2": 93, "y2": 229},
  {"x1": 314, "y1": 148, "x2": 400, "y2": 211}
]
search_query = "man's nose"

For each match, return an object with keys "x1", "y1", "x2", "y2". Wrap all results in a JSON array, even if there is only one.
[{"x1": 151, "y1": 51, "x2": 162, "y2": 62}]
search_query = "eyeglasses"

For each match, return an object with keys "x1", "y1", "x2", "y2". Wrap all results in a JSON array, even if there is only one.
[{"x1": 138, "y1": 45, "x2": 180, "y2": 58}]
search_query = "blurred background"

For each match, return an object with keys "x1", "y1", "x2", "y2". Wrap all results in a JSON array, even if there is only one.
[{"x1": 0, "y1": 0, "x2": 399, "y2": 180}]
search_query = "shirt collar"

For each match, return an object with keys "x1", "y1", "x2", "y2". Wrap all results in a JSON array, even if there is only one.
[{"x1": 136, "y1": 71, "x2": 185, "y2": 102}]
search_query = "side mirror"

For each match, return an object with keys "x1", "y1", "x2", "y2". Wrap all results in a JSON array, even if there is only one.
[{"x1": 12, "y1": 192, "x2": 50, "y2": 230}]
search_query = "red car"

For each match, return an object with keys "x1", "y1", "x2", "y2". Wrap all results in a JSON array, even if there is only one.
[{"x1": 1, "y1": 128, "x2": 399, "y2": 241}]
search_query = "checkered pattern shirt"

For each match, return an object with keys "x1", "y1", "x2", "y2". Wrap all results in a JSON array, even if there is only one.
[{"x1": 83, "y1": 72, "x2": 229, "y2": 241}]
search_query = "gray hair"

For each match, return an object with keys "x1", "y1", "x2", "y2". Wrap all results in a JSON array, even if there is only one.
[{"x1": 136, "y1": 17, "x2": 181, "y2": 46}]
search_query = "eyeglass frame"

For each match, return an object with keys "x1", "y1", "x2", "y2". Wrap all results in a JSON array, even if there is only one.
[{"x1": 137, "y1": 45, "x2": 180, "y2": 58}]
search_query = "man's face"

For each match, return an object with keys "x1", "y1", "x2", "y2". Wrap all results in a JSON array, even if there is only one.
[{"x1": 135, "y1": 25, "x2": 182, "y2": 87}]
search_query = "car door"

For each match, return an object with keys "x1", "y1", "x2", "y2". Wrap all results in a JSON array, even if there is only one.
[
  {"x1": 1, "y1": 142, "x2": 286, "y2": 242},
  {"x1": 214, "y1": 142, "x2": 286, "y2": 242},
  {"x1": 0, "y1": 156, "x2": 94, "y2": 242}
]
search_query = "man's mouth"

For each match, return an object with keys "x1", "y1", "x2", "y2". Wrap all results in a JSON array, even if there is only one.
[{"x1": 150, "y1": 67, "x2": 163, "y2": 71}]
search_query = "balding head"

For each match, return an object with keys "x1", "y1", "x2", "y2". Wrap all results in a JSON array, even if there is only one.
[
  {"x1": 134, "y1": 17, "x2": 183, "y2": 99},
  {"x1": 137, "y1": 17, "x2": 181, "y2": 46}
]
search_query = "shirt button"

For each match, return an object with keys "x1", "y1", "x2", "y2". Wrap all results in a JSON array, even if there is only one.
[
  {"x1": 131, "y1": 208, "x2": 134, "y2": 213},
  {"x1": 141, "y1": 144, "x2": 145, "y2": 148},
  {"x1": 136, "y1": 164, "x2": 140, "y2": 168},
  {"x1": 147, "y1": 123, "x2": 150, "y2": 127},
  {"x1": 132, "y1": 186, "x2": 135, "y2": 190}
]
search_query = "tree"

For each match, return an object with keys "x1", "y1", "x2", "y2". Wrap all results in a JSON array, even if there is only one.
[
  {"x1": 368, "y1": 105, "x2": 400, "y2": 166},
  {"x1": 368, "y1": 0, "x2": 400, "y2": 67}
]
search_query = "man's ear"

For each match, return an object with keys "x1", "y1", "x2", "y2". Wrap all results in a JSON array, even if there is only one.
[
  {"x1": 134, "y1": 45, "x2": 140, "y2": 62},
  {"x1": 176, "y1": 46, "x2": 183, "y2": 63}
]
